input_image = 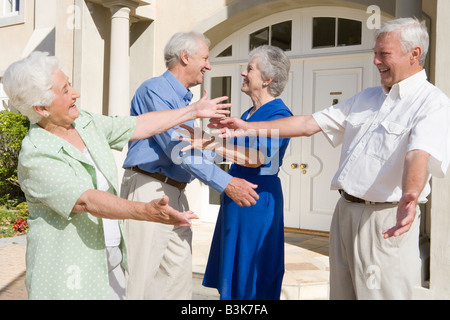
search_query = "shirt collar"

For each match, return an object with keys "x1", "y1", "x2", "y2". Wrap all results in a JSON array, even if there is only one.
[
  {"x1": 384, "y1": 69, "x2": 427, "y2": 99},
  {"x1": 27, "y1": 111, "x2": 92, "y2": 156},
  {"x1": 163, "y1": 70, "x2": 193, "y2": 104}
]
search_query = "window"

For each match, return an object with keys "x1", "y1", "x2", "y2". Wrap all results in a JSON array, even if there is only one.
[
  {"x1": 0, "y1": 79, "x2": 10, "y2": 111},
  {"x1": 216, "y1": 45, "x2": 232, "y2": 58},
  {"x1": 312, "y1": 17, "x2": 362, "y2": 49},
  {"x1": 249, "y1": 20, "x2": 292, "y2": 51},
  {"x1": 0, "y1": 0, "x2": 24, "y2": 27},
  {"x1": 1, "y1": 0, "x2": 19, "y2": 17}
]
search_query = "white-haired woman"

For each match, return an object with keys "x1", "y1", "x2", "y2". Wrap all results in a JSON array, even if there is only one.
[
  {"x1": 2, "y1": 51, "x2": 229, "y2": 300},
  {"x1": 181, "y1": 45, "x2": 293, "y2": 300}
]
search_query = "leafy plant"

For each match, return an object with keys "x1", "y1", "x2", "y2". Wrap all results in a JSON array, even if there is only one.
[{"x1": 0, "y1": 110, "x2": 29, "y2": 204}]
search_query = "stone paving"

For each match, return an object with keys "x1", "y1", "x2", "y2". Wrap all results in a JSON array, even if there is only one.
[
  {"x1": 0, "y1": 235, "x2": 27, "y2": 300},
  {"x1": 0, "y1": 223, "x2": 330, "y2": 300}
]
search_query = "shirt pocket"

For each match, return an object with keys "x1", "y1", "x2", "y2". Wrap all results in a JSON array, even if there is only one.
[{"x1": 367, "y1": 121, "x2": 409, "y2": 162}]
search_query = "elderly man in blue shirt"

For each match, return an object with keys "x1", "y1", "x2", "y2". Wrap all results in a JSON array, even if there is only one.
[{"x1": 121, "y1": 31, "x2": 259, "y2": 300}]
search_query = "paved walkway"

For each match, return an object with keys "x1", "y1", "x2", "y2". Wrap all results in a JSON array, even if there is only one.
[
  {"x1": 0, "y1": 235, "x2": 27, "y2": 300},
  {"x1": 0, "y1": 222, "x2": 330, "y2": 300}
]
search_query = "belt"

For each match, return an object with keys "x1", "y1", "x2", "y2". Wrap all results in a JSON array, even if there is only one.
[
  {"x1": 126, "y1": 167, "x2": 187, "y2": 190},
  {"x1": 339, "y1": 190, "x2": 398, "y2": 205}
]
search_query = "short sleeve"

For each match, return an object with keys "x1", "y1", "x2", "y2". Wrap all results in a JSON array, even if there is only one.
[
  {"x1": 312, "y1": 98, "x2": 352, "y2": 148},
  {"x1": 90, "y1": 113, "x2": 137, "y2": 151},
  {"x1": 408, "y1": 99, "x2": 450, "y2": 178}
]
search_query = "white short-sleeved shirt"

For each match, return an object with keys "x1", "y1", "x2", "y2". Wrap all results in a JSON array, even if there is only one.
[
  {"x1": 313, "y1": 70, "x2": 450, "y2": 203},
  {"x1": 18, "y1": 110, "x2": 136, "y2": 299}
]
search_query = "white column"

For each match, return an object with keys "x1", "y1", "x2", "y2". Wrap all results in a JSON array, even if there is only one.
[{"x1": 108, "y1": 5, "x2": 131, "y2": 116}]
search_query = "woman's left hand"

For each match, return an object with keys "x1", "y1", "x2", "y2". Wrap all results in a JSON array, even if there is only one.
[
  {"x1": 176, "y1": 123, "x2": 216, "y2": 152},
  {"x1": 146, "y1": 195, "x2": 198, "y2": 227}
]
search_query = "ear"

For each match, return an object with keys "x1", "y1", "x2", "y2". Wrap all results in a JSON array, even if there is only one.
[
  {"x1": 33, "y1": 106, "x2": 49, "y2": 117},
  {"x1": 180, "y1": 50, "x2": 189, "y2": 66},
  {"x1": 263, "y1": 77, "x2": 274, "y2": 87},
  {"x1": 410, "y1": 46, "x2": 422, "y2": 65}
]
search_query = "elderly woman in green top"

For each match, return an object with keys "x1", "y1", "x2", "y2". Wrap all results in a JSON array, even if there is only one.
[{"x1": 2, "y1": 52, "x2": 230, "y2": 300}]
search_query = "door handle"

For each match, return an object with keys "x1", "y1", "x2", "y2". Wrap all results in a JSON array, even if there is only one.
[{"x1": 291, "y1": 163, "x2": 308, "y2": 174}]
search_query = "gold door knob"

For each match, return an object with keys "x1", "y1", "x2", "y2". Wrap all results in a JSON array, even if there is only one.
[
  {"x1": 300, "y1": 164, "x2": 307, "y2": 169},
  {"x1": 291, "y1": 163, "x2": 298, "y2": 169}
]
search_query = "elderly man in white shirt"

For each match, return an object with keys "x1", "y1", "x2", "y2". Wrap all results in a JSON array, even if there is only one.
[{"x1": 207, "y1": 17, "x2": 450, "y2": 299}]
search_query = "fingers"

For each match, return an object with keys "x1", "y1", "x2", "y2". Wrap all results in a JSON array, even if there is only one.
[
  {"x1": 211, "y1": 95, "x2": 230, "y2": 104},
  {"x1": 176, "y1": 211, "x2": 199, "y2": 227},
  {"x1": 382, "y1": 215, "x2": 414, "y2": 238},
  {"x1": 382, "y1": 224, "x2": 411, "y2": 239},
  {"x1": 180, "y1": 144, "x2": 194, "y2": 152},
  {"x1": 158, "y1": 195, "x2": 169, "y2": 206}
]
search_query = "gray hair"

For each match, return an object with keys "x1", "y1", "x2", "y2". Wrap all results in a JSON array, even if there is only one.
[
  {"x1": 164, "y1": 32, "x2": 211, "y2": 69},
  {"x1": 376, "y1": 17, "x2": 429, "y2": 66},
  {"x1": 249, "y1": 45, "x2": 291, "y2": 97},
  {"x1": 2, "y1": 51, "x2": 60, "y2": 124}
]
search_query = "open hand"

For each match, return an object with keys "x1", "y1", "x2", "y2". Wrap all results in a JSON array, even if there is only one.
[
  {"x1": 208, "y1": 116, "x2": 249, "y2": 138},
  {"x1": 382, "y1": 193, "x2": 417, "y2": 239},
  {"x1": 146, "y1": 195, "x2": 198, "y2": 227},
  {"x1": 192, "y1": 89, "x2": 231, "y2": 119},
  {"x1": 176, "y1": 123, "x2": 216, "y2": 152}
]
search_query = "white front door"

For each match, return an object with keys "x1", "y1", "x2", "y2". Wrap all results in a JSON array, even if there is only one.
[{"x1": 292, "y1": 54, "x2": 376, "y2": 231}]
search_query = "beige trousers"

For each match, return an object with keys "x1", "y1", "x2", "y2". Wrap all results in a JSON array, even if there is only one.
[
  {"x1": 120, "y1": 169, "x2": 192, "y2": 300},
  {"x1": 329, "y1": 197, "x2": 421, "y2": 300}
]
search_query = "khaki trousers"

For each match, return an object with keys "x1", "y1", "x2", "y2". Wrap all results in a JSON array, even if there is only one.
[
  {"x1": 120, "y1": 169, "x2": 192, "y2": 300},
  {"x1": 329, "y1": 197, "x2": 421, "y2": 300}
]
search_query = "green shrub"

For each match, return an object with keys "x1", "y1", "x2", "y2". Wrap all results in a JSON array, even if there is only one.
[{"x1": 0, "y1": 110, "x2": 29, "y2": 204}]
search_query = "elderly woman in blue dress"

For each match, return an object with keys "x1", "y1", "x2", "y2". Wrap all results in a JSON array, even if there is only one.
[
  {"x1": 2, "y1": 51, "x2": 229, "y2": 300},
  {"x1": 179, "y1": 45, "x2": 292, "y2": 300}
]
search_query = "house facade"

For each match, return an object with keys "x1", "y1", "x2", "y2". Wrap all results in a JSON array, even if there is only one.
[{"x1": 1, "y1": 0, "x2": 449, "y2": 299}]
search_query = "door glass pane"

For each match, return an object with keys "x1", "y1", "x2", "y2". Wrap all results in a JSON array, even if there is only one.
[
  {"x1": 209, "y1": 76, "x2": 232, "y2": 205},
  {"x1": 337, "y1": 18, "x2": 362, "y2": 46},
  {"x1": 249, "y1": 27, "x2": 269, "y2": 51},
  {"x1": 211, "y1": 76, "x2": 231, "y2": 103},
  {"x1": 271, "y1": 20, "x2": 292, "y2": 51},
  {"x1": 312, "y1": 17, "x2": 336, "y2": 49}
]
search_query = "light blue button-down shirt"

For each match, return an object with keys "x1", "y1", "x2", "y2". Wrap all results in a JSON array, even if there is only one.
[{"x1": 123, "y1": 70, "x2": 232, "y2": 193}]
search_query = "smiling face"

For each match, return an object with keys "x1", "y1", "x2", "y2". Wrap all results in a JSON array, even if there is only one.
[
  {"x1": 373, "y1": 31, "x2": 422, "y2": 90},
  {"x1": 184, "y1": 39, "x2": 211, "y2": 88},
  {"x1": 241, "y1": 58, "x2": 265, "y2": 96},
  {"x1": 44, "y1": 69, "x2": 81, "y2": 127}
]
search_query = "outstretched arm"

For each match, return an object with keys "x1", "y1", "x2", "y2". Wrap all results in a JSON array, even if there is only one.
[
  {"x1": 131, "y1": 90, "x2": 230, "y2": 141},
  {"x1": 177, "y1": 124, "x2": 265, "y2": 168},
  {"x1": 208, "y1": 115, "x2": 322, "y2": 138},
  {"x1": 73, "y1": 190, "x2": 198, "y2": 227},
  {"x1": 382, "y1": 149, "x2": 430, "y2": 238}
]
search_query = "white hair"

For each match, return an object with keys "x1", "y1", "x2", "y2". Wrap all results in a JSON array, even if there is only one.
[
  {"x1": 164, "y1": 32, "x2": 210, "y2": 69},
  {"x1": 2, "y1": 52, "x2": 60, "y2": 124},
  {"x1": 249, "y1": 45, "x2": 291, "y2": 97},
  {"x1": 376, "y1": 17, "x2": 429, "y2": 66}
]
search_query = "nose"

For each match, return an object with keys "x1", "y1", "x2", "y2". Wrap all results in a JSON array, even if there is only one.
[
  {"x1": 373, "y1": 53, "x2": 382, "y2": 66},
  {"x1": 73, "y1": 88, "x2": 81, "y2": 99},
  {"x1": 205, "y1": 59, "x2": 212, "y2": 71}
]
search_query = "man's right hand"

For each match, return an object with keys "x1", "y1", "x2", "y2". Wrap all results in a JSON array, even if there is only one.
[{"x1": 224, "y1": 177, "x2": 259, "y2": 207}]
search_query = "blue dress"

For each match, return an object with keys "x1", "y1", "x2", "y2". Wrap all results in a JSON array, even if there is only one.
[{"x1": 202, "y1": 99, "x2": 293, "y2": 300}]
